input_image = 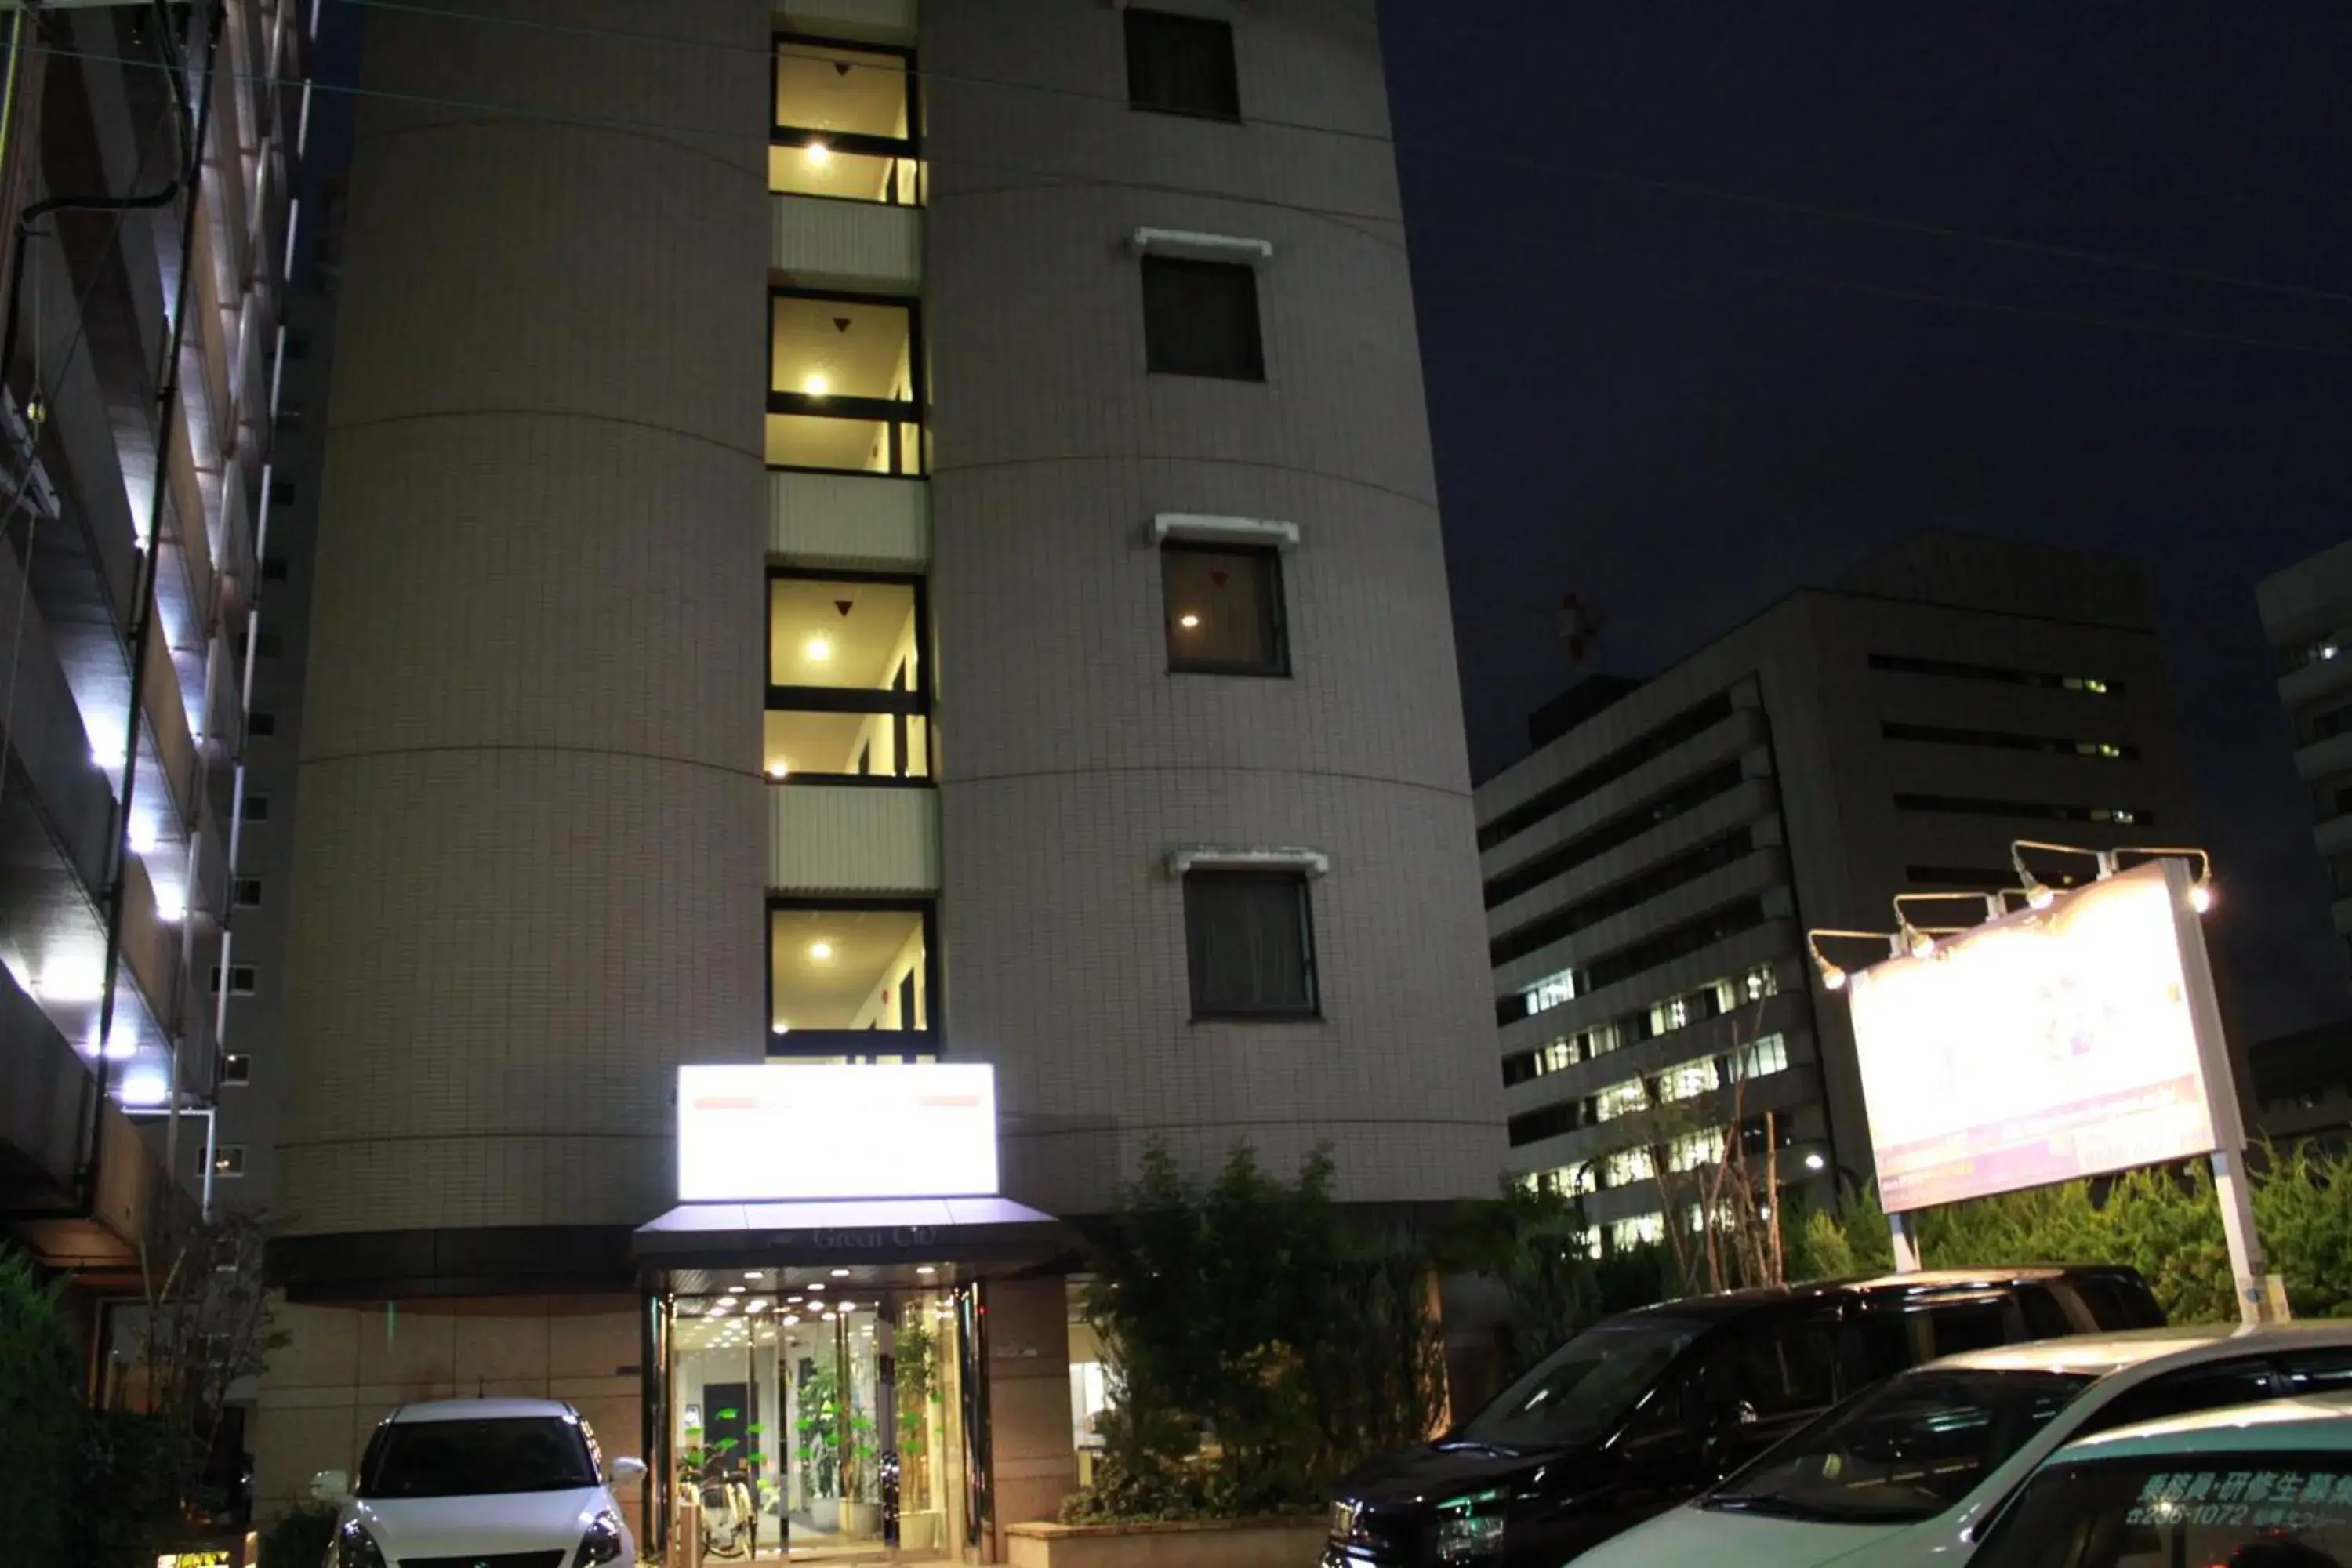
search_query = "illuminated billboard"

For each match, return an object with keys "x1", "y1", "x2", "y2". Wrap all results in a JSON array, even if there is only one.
[
  {"x1": 676, "y1": 1062, "x2": 998, "y2": 1202},
  {"x1": 1848, "y1": 859, "x2": 2235, "y2": 1214}
]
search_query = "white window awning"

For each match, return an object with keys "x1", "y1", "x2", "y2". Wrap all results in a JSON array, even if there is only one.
[
  {"x1": 1150, "y1": 511, "x2": 1300, "y2": 550},
  {"x1": 1127, "y1": 227, "x2": 1276, "y2": 264},
  {"x1": 1165, "y1": 844, "x2": 1330, "y2": 878}
]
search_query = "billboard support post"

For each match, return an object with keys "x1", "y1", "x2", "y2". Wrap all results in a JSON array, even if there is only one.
[
  {"x1": 1888, "y1": 1211, "x2": 1921, "y2": 1274},
  {"x1": 2212, "y1": 1148, "x2": 2274, "y2": 1325}
]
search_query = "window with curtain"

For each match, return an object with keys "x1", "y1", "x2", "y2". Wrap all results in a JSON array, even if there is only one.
[{"x1": 1183, "y1": 870, "x2": 1318, "y2": 1018}]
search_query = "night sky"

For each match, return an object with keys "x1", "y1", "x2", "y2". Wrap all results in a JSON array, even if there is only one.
[{"x1": 1381, "y1": 3, "x2": 2352, "y2": 1041}]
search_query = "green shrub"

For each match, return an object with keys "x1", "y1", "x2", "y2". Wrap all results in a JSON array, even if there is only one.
[
  {"x1": 257, "y1": 1502, "x2": 341, "y2": 1568},
  {"x1": 0, "y1": 1247, "x2": 82, "y2": 1567},
  {"x1": 1066, "y1": 1142, "x2": 1446, "y2": 1522}
]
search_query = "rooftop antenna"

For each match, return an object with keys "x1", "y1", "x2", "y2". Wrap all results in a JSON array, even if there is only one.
[{"x1": 1559, "y1": 593, "x2": 1602, "y2": 673}]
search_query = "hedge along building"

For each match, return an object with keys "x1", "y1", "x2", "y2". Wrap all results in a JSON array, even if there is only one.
[{"x1": 254, "y1": 0, "x2": 1503, "y2": 1555}]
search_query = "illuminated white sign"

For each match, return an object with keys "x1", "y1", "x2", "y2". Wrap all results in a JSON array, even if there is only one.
[
  {"x1": 676, "y1": 1063, "x2": 999, "y2": 1203},
  {"x1": 1848, "y1": 860, "x2": 2234, "y2": 1214}
]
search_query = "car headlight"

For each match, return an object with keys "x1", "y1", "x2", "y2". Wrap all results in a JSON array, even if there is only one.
[
  {"x1": 574, "y1": 1509, "x2": 625, "y2": 1568},
  {"x1": 333, "y1": 1523, "x2": 387, "y2": 1568},
  {"x1": 1431, "y1": 1486, "x2": 1507, "y2": 1563}
]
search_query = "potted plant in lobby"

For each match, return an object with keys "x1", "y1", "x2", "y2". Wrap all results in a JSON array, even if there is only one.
[
  {"x1": 894, "y1": 1315, "x2": 942, "y2": 1550},
  {"x1": 837, "y1": 1407, "x2": 881, "y2": 1537},
  {"x1": 795, "y1": 1369, "x2": 841, "y2": 1534}
]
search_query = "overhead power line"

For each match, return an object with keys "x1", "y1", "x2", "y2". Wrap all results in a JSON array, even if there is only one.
[
  {"x1": 16, "y1": 37, "x2": 2352, "y2": 365},
  {"x1": 328, "y1": 0, "x2": 2352, "y2": 313}
]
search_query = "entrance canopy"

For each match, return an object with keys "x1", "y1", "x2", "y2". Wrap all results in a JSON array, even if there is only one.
[{"x1": 633, "y1": 1194, "x2": 1065, "y2": 1272}]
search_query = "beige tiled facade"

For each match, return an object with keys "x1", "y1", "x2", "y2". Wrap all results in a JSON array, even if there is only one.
[{"x1": 260, "y1": 0, "x2": 1504, "y2": 1538}]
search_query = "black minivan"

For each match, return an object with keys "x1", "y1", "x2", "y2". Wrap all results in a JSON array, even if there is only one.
[{"x1": 1323, "y1": 1265, "x2": 2161, "y2": 1568}]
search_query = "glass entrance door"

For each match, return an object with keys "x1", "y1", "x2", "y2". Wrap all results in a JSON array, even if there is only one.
[{"x1": 670, "y1": 1278, "x2": 968, "y2": 1563}]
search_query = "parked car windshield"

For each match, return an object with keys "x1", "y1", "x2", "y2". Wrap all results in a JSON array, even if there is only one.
[
  {"x1": 1972, "y1": 1451, "x2": 2352, "y2": 1568},
  {"x1": 1454, "y1": 1315, "x2": 1701, "y2": 1450},
  {"x1": 1706, "y1": 1369, "x2": 2093, "y2": 1525},
  {"x1": 359, "y1": 1416, "x2": 600, "y2": 1499}
]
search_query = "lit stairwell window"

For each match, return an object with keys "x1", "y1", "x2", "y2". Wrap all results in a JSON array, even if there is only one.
[
  {"x1": 764, "y1": 572, "x2": 930, "y2": 782},
  {"x1": 768, "y1": 901, "x2": 935, "y2": 1058},
  {"x1": 768, "y1": 289, "x2": 923, "y2": 474},
  {"x1": 771, "y1": 34, "x2": 920, "y2": 205}
]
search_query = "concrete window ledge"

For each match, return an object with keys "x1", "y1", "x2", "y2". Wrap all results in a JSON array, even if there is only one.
[{"x1": 1005, "y1": 1517, "x2": 1326, "y2": 1568}]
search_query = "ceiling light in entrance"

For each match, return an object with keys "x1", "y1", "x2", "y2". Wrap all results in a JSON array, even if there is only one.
[
  {"x1": 916, "y1": 1265, "x2": 935, "y2": 1276},
  {"x1": 807, "y1": 1283, "x2": 825, "y2": 1292},
  {"x1": 830, "y1": 1268, "x2": 850, "y2": 1277}
]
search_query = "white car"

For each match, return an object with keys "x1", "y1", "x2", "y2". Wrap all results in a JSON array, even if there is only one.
[
  {"x1": 310, "y1": 1397, "x2": 646, "y2": 1568},
  {"x1": 1965, "y1": 1389, "x2": 2352, "y2": 1566},
  {"x1": 1565, "y1": 1322, "x2": 2352, "y2": 1568}
]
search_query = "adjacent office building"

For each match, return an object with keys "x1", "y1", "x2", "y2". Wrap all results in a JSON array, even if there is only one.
[
  {"x1": 0, "y1": 0, "x2": 309, "y2": 1352},
  {"x1": 256, "y1": 1, "x2": 1501, "y2": 1555},
  {"x1": 2258, "y1": 540, "x2": 2352, "y2": 980},
  {"x1": 2244, "y1": 540, "x2": 2352, "y2": 1141},
  {"x1": 1475, "y1": 534, "x2": 2201, "y2": 1247}
]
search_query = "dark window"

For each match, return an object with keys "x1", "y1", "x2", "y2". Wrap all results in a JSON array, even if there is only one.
[
  {"x1": 1489, "y1": 829, "x2": 1752, "y2": 966},
  {"x1": 1484, "y1": 761, "x2": 1746, "y2": 908},
  {"x1": 283, "y1": 335, "x2": 309, "y2": 361},
  {"x1": 1479, "y1": 693, "x2": 1739, "y2": 851},
  {"x1": 1142, "y1": 256, "x2": 1263, "y2": 381},
  {"x1": 1849, "y1": 1295, "x2": 2014, "y2": 1377},
  {"x1": 1882, "y1": 720, "x2": 2137, "y2": 760},
  {"x1": 1920, "y1": 1298, "x2": 2012, "y2": 1358},
  {"x1": 1711, "y1": 1369, "x2": 2092, "y2": 1526},
  {"x1": 1124, "y1": 9, "x2": 1240, "y2": 120},
  {"x1": 1905, "y1": 864, "x2": 2089, "y2": 895},
  {"x1": 1703, "y1": 1314, "x2": 1842, "y2": 1419},
  {"x1": 269, "y1": 479, "x2": 296, "y2": 506},
  {"x1": 221, "y1": 1053, "x2": 252, "y2": 1085},
  {"x1": 1893, "y1": 793, "x2": 2150, "y2": 827},
  {"x1": 1505, "y1": 1100, "x2": 1581, "y2": 1147},
  {"x1": 2015, "y1": 1286, "x2": 2074, "y2": 1341},
  {"x1": 2277, "y1": 1346, "x2": 2352, "y2": 1399},
  {"x1": 241, "y1": 795, "x2": 270, "y2": 822},
  {"x1": 277, "y1": 403, "x2": 303, "y2": 429},
  {"x1": 248, "y1": 711, "x2": 276, "y2": 738},
  {"x1": 232, "y1": 877, "x2": 263, "y2": 907},
  {"x1": 358, "y1": 1416, "x2": 599, "y2": 1501},
  {"x1": 211, "y1": 965, "x2": 257, "y2": 996},
  {"x1": 2064, "y1": 1274, "x2": 2162, "y2": 1331},
  {"x1": 261, "y1": 556, "x2": 289, "y2": 581},
  {"x1": 1184, "y1": 870, "x2": 1317, "y2": 1019},
  {"x1": 1869, "y1": 653, "x2": 2122, "y2": 697},
  {"x1": 1162, "y1": 543, "x2": 1287, "y2": 675},
  {"x1": 255, "y1": 630, "x2": 283, "y2": 659},
  {"x1": 2074, "y1": 1359, "x2": 2278, "y2": 1438}
]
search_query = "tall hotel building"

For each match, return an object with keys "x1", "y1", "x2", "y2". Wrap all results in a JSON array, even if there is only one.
[
  {"x1": 0, "y1": 0, "x2": 311, "y2": 1396},
  {"x1": 255, "y1": 1, "x2": 1502, "y2": 1555}
]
